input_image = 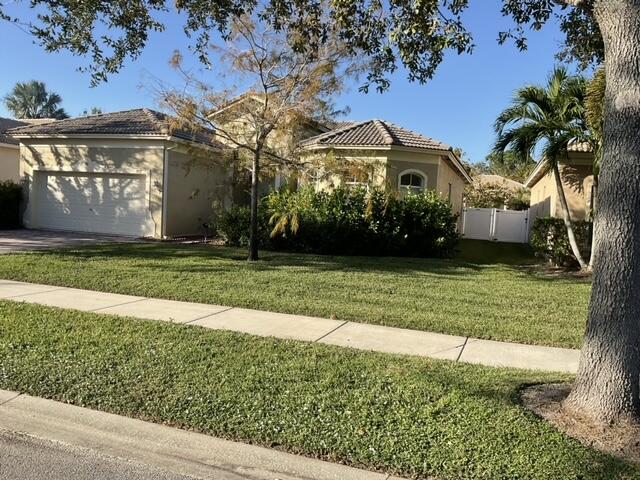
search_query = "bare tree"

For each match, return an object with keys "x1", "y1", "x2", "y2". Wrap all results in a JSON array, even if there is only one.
[{"x1": 161, "y1": 16, "x2": 359, "y2": 261}]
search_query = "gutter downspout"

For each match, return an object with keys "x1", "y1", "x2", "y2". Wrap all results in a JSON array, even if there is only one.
[{"x1": 161, "y1": 141, "x2": 178, "y2": 239}]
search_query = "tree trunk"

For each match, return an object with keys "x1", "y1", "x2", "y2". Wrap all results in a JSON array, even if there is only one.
[
  {"x1": 552, "y1": 162, "x2": 588, "y2": 269},
  {"x1": 565, "y1": 0, "x2": 640, "y2": 424},
  {"x1": 248, "y1": 149, "x2": 261, "y2": 262},
  {"x1": 588, "y1": 174, "x2": 598, "y2": 269}
]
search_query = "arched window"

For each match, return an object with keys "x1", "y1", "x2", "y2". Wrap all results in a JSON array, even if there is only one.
[{"x1": 398, "y1": 170, "x2": 426, "y2": 194}]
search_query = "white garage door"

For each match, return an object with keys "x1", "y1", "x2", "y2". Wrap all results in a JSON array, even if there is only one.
[{"x1": 34, "y1": 172, "x2": 154, "y2": 237}]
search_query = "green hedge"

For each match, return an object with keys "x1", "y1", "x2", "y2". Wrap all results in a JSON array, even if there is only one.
[
  {"x1": 213, "y1": 187, "x2": 459, "y2": 258},
  {"x1": 530, "y1": 217, "x2": 591, "y2": 266},
  {"x1": 0, "y1": 180, "x2": 22, "y2": 229}
]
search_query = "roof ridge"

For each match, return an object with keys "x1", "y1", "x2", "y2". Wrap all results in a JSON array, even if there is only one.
[
  {"x1": 372, "y1": 119, "x2": 395, "y2": 145},
  {"x1": 300, "y1": 119, "x2": 368, "y2": 145},
  {"x1": 142, "y1": 108, "x2": 170, "y2": 135}
]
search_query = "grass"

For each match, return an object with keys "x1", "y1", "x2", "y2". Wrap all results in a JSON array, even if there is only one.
[
  {"x1": 0, "y1": 239, "x2": 591, "y2": 348},
  {"x1": 0, "y1": 300, "x2": 635, "y2": 480}
]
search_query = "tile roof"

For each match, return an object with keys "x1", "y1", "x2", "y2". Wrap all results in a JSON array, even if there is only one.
[
  {"x1": 475, "y1": 174, "x2": 526, "y2": 190},
  {"x1": 0, "y1": 117, "x2": 28, "y2": 145},
  {"x1": 300, "y1": 119, "x2": 452, "y2": 151},
  {"x1": 7, "y1": 108, "x2": 221, "y2": 148}
]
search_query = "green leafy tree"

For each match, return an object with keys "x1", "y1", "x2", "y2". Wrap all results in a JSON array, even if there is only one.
[
  {"x1": 493, "y1": 67, "x2": 590, "y2": 269},
  {"x1": 3, "y1": 0, "x2": 640, "y2": 426},
  {"x1": 482, "y1": 151, "x2": 536, "y2": 183},
  {"x1": 4, "y1": 80, "x2": 68, "y2": 119},
  {"x1": 465, "y1": 182, "x2": 529, "y2": 211}
]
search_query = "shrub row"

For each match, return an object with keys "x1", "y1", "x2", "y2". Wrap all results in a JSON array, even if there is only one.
[
  {"x1": 212, "y1": 187, "x2": 459, "y2": 257},
  {"x1": 530, "y1": 217, "x2": 592, "y2": 266},
  {"x1": 0, "y1": 180, "x2": 21, "y2": 229}
]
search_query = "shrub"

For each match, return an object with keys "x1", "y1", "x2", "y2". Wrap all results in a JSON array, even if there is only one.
[
  {"x1": 530, "y1": 217, "x2": 591, "y2": 267},
  {"x1": 0, "y1": 180, "x2": 22, "y2": 229},
  {"x1": 215, "y1": 187, "x2": 459, "y2": 258},
  {"x1": 213, "y1": 205, "x2": 270, "y2": 247}
]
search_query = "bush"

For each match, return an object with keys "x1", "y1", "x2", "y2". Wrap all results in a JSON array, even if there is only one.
[
  {"x1": 0, "y1": 180, "x2": 22, "y2": 229},
  {"x1": 530, "y1": 217, "x2": 591, "y2": 267},
  {"x1": 212, "y1": 205, "x2": 270, "y2": 247},
  {"x1": 215, "y1": 187, "x2": 459, "y2": 258}
]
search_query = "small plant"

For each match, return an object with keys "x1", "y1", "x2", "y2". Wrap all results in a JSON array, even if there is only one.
[
  {"x1": 0, "y1": 180, "x2": 22, "y2": 229},
  {"x1": 530, "y1": 217, "x2": 591, "y2": 267}
]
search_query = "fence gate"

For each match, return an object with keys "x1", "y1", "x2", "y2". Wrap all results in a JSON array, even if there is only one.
[{"x1": 462, "y1": 207, "x2": 530, "y2": 243}]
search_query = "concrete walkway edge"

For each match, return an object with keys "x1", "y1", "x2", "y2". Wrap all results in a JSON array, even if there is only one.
[
  {"x1": 0, "y1": 279, "x2": 581, "y2": 373},
  {"x1": 0, "y1": 389, "x2": 401, "y2": 480}
]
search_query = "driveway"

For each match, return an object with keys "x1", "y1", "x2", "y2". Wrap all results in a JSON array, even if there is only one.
[{"x1": 0, "y1": 229, "x2": 140, "y2": 253}]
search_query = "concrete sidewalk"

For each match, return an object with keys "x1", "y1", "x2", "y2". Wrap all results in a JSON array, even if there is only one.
[
  {"x1": 0, "y1": 389, "x2": 402, "y2": 480},
  {"x1": 0, "y1": 279, "x2": 580, "y2": 373}
]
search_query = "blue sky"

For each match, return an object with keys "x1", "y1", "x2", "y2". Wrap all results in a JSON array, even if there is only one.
[{"x1": 0, "y1": 1, "x2": 576, "y2": 164}]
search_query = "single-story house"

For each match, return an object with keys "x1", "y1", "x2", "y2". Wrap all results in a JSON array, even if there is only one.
[
  {"x1": 0, "y1": 118, "x2": 28, "y2": 182},
  {"x1": 474, "y1": 174, "x2": 526, "y2": 191},
  {"x1": 526, "y1": 143, "x2": 594, "y2": 221},
  {"x1": 8, "y1": 109, "x2": 229, "y2": 238},
  {"x1": 8, "y1": 106, "x2": 471, "y2": 238},
  {"x1": 299, "y1": 120, "x2": 472, "y2": 216}
]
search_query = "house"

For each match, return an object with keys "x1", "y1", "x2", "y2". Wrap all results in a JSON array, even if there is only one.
[
  {"x1": 525, "y1": 143, "x2": 594, "y2": 221},
  {"x1": 299, "y1": 120, "x2": 472, "y2": 216},
  {"x1": 8, "y1": 105, "x2": 471, "y2": 238},
  {"x1": 0, "y1": 118, "x2": 29, "y2": 182},
  {"x1": 8, "y1": 109, "x2": 229, "y2": 238},
  {"x1": 474, "y1": 174, "x2": 526, "y2": 191}
]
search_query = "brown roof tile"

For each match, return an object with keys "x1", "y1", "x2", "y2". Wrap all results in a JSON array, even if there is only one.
[
  {"x1": 300, "y1": 119, "x2": 452, "y2": 151},
  {"x1": 7, "y1": 109, "x2": 221, "y2": 148},
  {"x1": 0, "y1": 117, "x2": 28, "y2": 145}
]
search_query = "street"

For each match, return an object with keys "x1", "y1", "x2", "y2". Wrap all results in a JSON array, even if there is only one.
[{"x1": 0, "y1": 430, "x2": 197, "y2": 480}]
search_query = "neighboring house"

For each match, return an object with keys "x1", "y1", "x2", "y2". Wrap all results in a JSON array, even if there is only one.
[
  {"x1": 300, "y1": 120, "x2": 472, "y2": 217},
  {"x1": 8, "y1": 109, "x2": 228, "y2": 238},
  {"x1": 0, "y1": 118, "x2": 28, "y2": 182},
  {"x1": 526, "y1": 143, "x2": 594, "y2": 221},
  {"x1": 474, "y1": 174, "x2": 526, "y2": 191}
]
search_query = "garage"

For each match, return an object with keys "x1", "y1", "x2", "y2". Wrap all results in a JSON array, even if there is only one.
[{"x1": 34, "y1": 171, "x2": 154, "y2": 237}]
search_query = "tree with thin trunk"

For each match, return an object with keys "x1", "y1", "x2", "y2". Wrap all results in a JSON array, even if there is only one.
[
  {"x1": 585, "y1": 67, "x2": 605, "y2": 269},
  {"x1": 161, "y1": 16, "x2": 357, "y2": 261},
  {"x1": 4, "y1": 0, "x2": 640, "y2": 426},
  {"x1": 4, "y1": 80, "x2": 69, "y2": 119},
  {"x1": 493, "y1": 67, "x2": 590, "y2": 270}
]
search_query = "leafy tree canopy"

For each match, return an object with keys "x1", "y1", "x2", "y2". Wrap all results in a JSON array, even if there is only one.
[{"x1": 0, "y1": 1, "x2": 602, "y2": 89}]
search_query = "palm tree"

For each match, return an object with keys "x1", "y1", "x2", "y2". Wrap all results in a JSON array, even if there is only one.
[
  {"x1": 585, "y1": 68, "x2": 605, "y2": 270},
  {"x1": 4, "y1": 81, "x2": 69, "y2": 119},
  {"x1": 494, "y1": 66, "x2": 590, "y2": 270}
]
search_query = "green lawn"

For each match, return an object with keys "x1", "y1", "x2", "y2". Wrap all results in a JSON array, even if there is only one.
[
  {"x1": 0, "y1": 301, "x2": 634, "y2": 480},
  {"x1": 0, "y1": 240, "x2": 591, "y2": 348}
]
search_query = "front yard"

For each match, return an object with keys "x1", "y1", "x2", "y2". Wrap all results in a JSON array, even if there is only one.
[
  {"x1": 0, "y1": 301, "x2": 633, "y2": 480},
  {"x1": 0, "y1": 240, "x2": 591, "y2": 348}
]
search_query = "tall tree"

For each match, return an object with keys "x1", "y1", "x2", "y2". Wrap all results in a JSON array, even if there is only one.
[
  {"x1": 4, "y1": 81, "x2": 68, "y2": 119},
  {"x1": 493, "y1": 67, "x2": 590, "y2": 269},
  {"x1": 585, "y1": 67, "x2": 605, "y2": 269},
  {"x1": 162, "y1": 16, "x2": 357, "y2": 261},
  {"x1": 3, "y1": 0, "x2": 640, "y2": 425}
]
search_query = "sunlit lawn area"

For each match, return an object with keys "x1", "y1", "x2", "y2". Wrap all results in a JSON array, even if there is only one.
[
  {"x1": 0, "y1": 239, "x2": 591, "y2": 348},
  {"x1": 0, "y1": 301, "x2": 633, "y2": 480}
]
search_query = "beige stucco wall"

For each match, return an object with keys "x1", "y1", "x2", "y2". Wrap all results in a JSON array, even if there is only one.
[
  {"x1": 529, "y1": 153, "x2": 594, "y2": 221},
  {"x1": 20, "y1": 138, "x2": 165, "y2": 237},
  {"x1": 164, "y1": 146, "x2": 230, "y2": 237},
  {"x1": 0, "y1": 144, "x2": 20, "y2": 182},
  {"x1": 436, "y1": 157, "x2": 466, "y2": 217},
  {"x1": 302, "y1": 147, "x2": 469, "y2": 219}
]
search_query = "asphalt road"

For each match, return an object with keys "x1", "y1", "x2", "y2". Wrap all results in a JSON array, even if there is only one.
[{"x1": 0, "y1": 430, "x2": 198, "y2": 480}]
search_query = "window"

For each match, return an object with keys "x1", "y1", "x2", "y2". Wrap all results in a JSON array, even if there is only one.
[
  {"x1": 344, "y1": 171, "x2": 370, "y2": 189},
  {"x1": 447, "y1": 182, "x2": 452, "y2": 202},
  {"x1": 398, "y1": 170, "x2": 426, "y2": 194}
]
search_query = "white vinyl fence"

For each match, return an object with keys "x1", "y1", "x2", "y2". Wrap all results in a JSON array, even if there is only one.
[{"x1": 461, "y1": 207, "x2": 530, "y2": 243}]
